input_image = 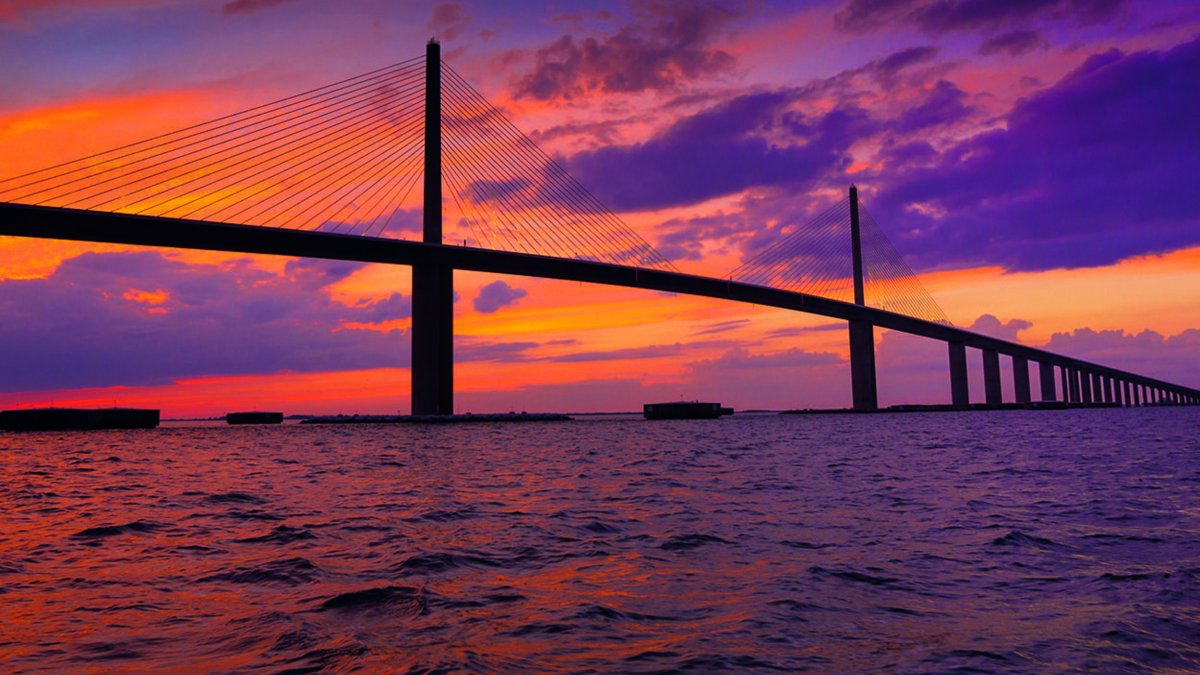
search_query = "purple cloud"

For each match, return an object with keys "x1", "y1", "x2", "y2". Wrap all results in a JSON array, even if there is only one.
[
  {"x1": 979, "y1": 29, "x2": 1049, "y2": 56},
  {"x1": 867, "y1": 45, "x2": 941, "y2": 87},
  {"x1": 892, "y1": 80, "x2": 974, "y2": 133},
  {"x1": 872, "y1": 36, "x2": 1200, "y2": 271},
  {"x1": 568, "y1": 90, "x2": 873, "y2": 212},
  {"x1": 473, "y1": 280, "x2": 527, "y2": 313},
  {"x1": 1044, "y1": 327, "x2": 1200, "y2": 386},
  {"x1": 221, "y1": 0, "x2": 297, "y2": 16},
  {"x1": 431, "y1": 3, "x2": 471, "y2": 41},
  {"x1": 0, "y1": 251, "x2": 413, "y2": 392},
  {"x1": 513, "y1": 0, "x2": 740, "y2": 100},
  {"x1": 835, "y1": 0, "x2": 1124, "y2": 34}
]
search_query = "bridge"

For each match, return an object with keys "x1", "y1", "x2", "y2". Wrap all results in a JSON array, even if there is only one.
[{"x1": 0, "y1": 41, "x2": 1196, "y2": 413}]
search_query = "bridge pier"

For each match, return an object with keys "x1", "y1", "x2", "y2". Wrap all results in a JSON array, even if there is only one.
[
  {"x1": 1013, "y1": 356, "x2": 1031, "y2": 404},
  {"x1": 949, "y1": 342, "x2": 969, "y2": 409},
  {"x1": 1080, "y1": 370, "x2": 1092, "y2": 405},
  {"x1": 982, "y1": 349, "x2": 1002, "y2": 406},
  {"x1": 1123, "y1": 381, "x2": 1131, "y2": 407},
  {"x1": 411, "y1": 39, "x2": 454, "y2": 416},
  {"x1": 1039, "y1": 361, "x2": 1057, "y2": 402},
  {"x1": 848, "y1": 321, "x2": 878, "y2": 410}
]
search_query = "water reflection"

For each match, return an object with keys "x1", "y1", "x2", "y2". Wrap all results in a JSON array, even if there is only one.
[{"x1": 1, "y1": 410, "x2": 1199, "y2": 671}]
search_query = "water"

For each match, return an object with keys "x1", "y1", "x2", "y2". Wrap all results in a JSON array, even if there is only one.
[{"x1": 2, "y1": 409, "x2": 1199, "y2": 672}]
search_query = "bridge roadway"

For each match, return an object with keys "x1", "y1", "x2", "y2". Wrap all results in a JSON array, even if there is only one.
[{"x1": 2, "y1": 202, "x2": 1198, "y2": 404}]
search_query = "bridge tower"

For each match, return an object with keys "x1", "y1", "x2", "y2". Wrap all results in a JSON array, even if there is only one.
[
  {"x1": 847, "y1": 185, "x2": 878, "y2": 410},
  {"x1": 411, "y1": 39, "x2": 454, "y2": 415}
]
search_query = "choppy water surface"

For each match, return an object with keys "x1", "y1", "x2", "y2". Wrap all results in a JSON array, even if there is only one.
[{"x1": 2, "y1": 409, "x2": 1200, "y2": 672}]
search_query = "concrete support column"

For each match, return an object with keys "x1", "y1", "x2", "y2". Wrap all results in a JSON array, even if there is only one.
[
  {"x1": 1105, "y1": 377, "x2": 1115, "y2": 405},
  {"x1": 983, "y1": 349, "x2": 1002, "y2": 406},
  {"x1": 1091, "y1": 373, "x2": 1103, "y2": 404},
  {"x1": 848, "y1": 320, "x2": 877, "y2": 411},
  {"x1": 1013, "y1": 356, "x2": 1031, "y2": 404},
  {"x1": 1080, "y1": 371, "x2": 1093, "y2": 405},
  {"x1": 949, "y1": 342, "x2": 969, "y2": 409},
  {"x1": 411, "y1": 39, "x2": 454, "y2": 416},
  {"x1": 1136, "y1": 384, "x2": 1144, "y2": 406},
  {"x1": 1123, "y1": 381, "x2": 1131, "y2": 407},
  {"x1": 1039, "y1": 362, "x2": 1057, "y2": 402},
  {"x1": 1061, "y1": 367, "x2": 1071, "y2": 403}
]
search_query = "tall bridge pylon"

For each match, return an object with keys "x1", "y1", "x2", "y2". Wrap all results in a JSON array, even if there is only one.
[{"x1": 412, "y1": 40, "x2": 452, "y2": 415}]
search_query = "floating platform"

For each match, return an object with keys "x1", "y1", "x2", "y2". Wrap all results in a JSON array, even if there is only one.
[
  {"x1": 226, "y1": 411, "x2": 284, "y2": 425},
  {"x1": 643, "y1": 401, "x2": 733, "y2": 420},
  {"x1": 300, "y1": 412, "x2": 572, "y2": 425},
  {"x1": 0, "y1": 407, "x2": 160, "y2": 431}
]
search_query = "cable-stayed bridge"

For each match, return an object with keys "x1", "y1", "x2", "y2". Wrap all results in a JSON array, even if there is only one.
[{"x1": 0, "y1": 41, "x2": 1196, "y2": 413}]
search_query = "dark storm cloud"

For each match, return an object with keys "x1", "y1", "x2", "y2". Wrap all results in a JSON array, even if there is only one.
[
  {"x1": 513, "y1": 0, "x2": 741, "y2": 100},
  {"x1": 0, "y1": 251, "x2": 410, "y2": 392},
  {"x1": 834, "y1": 0, "x2": 1124, "y2": 34},
  {"x1": 872, "y1": 36, "x2": 1200, "y2": 271}
]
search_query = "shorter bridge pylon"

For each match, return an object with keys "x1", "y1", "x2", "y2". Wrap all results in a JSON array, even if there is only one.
[{"x1": 847, "y1": 185, "x2": 878, "y2": 410}]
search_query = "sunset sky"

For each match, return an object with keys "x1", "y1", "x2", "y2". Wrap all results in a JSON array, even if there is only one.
[{"x1": 1, "y1": 0, "x2": 1198, "y2": 415}]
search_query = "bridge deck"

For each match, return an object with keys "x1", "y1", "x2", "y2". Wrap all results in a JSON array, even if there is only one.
[{"x1": 0, "y1": 202, "x2": 1196, "y2": 398}]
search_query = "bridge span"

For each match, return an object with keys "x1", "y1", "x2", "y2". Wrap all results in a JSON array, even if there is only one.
[{"x1": 1, "y1": 201, "x2": 1196, "y2": 410}]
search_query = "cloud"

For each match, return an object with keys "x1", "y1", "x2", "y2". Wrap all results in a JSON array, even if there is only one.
[
  {"x1": 568, "y1": 90, "x2": 873, "y2": 211},
  {"x1": 870, "y1": 35, "x2": 1200, "y2": 271},
  {"x1": 0, "y1": 251, "x2": 412, "y2": 392},
  {"x1": 867, "y1": 45, "x2": 940, "y2": 87},
  {"x1": 0, "y1": 0, "x2": 163, "y2": 24},
  {"x1": 513, "y1": 0, "x2": 741, "y2": 100},
  {"x1": 221, "y1": 0, "x2": 297, "y2": 16},
  {"x1": 891, "y1": 80, "x2": 974, "y2": 133},
  {"x1": 702, "y1": 346, "x2": 843, "y2": 369},
  {"x1": 431, "y1": 3, "x2": 471, "y2": 41},
  {"x1": 963, "y1": 314, "x2": 1032, "y2": 342},
  {"x1": 1043, "y1": 327, "x2": 1200, "y2": 387},
  {"x1": 472, "y1": 279, "x2": 527, "y2": 313},
  {"x1": 455, "y1": 335, "x2": 539, "y2": 362},
  {"x1": 979, "y1": 29, "x2": 1049, "y2": 56},
  {"x1": 834, "y1": 0, "x2": 1124, "y2": 34}
]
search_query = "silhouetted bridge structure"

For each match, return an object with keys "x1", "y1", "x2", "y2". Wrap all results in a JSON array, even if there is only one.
[{"x1": 1, "y1": 42, "x2": 1196, "y2": 413}]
